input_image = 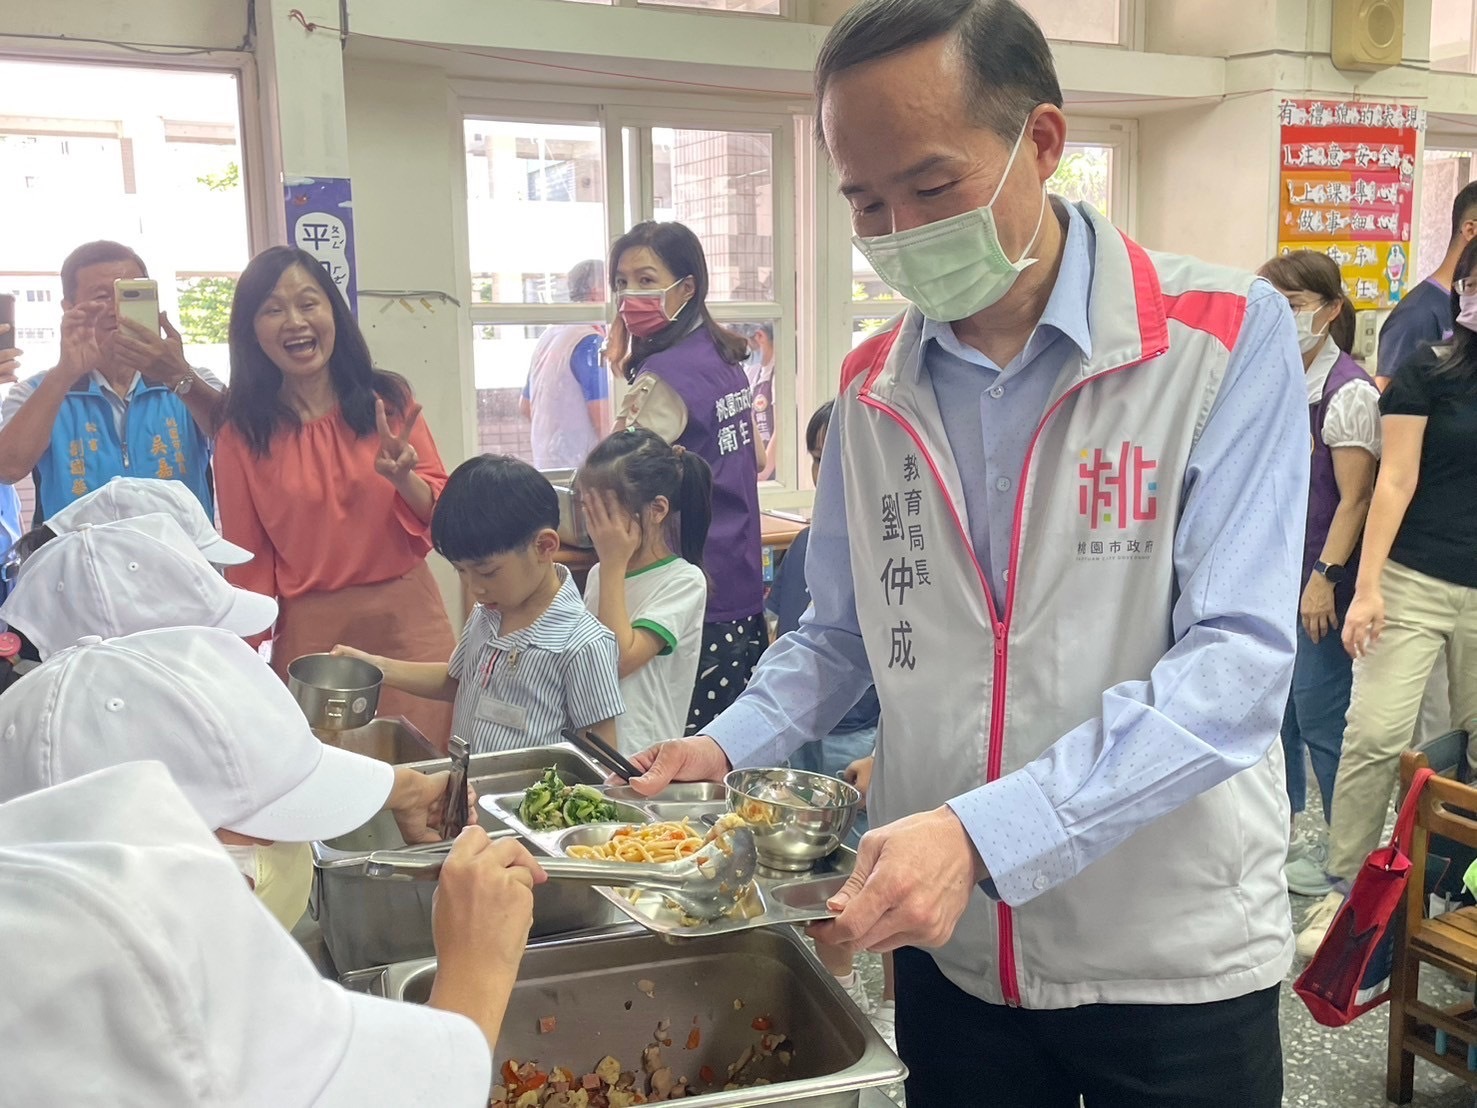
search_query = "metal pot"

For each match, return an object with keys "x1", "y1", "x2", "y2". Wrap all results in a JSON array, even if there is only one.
[
  {"x1": 288, "y1": 653, "x2": 382, "y2": 732},
  {"x1": 552, "y1": 482, "x2": 592, "y2": 548}
]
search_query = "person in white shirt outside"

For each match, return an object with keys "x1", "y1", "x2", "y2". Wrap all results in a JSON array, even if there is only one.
[
  {"x1": 0, "y1": 761, "x2": 542, "y2": 1105},
  {"x1": 0, "y1": 240, "x2": 226, "y2": 521},
  {"x1": 0, "y1": 626, "x2": 480, "y2": 933},
  {"x1": 577, "y1": 427, "x2": 712, "y2": 753},
  {"x1": 0, "y1": 513, "x2": 278, "y2": 660},
  {"x1": 1256, "y1": 251, "x2": 1380, "y2": 900},
  {"x1": 520, "y1": 258, "x2": 611, "y2": 472}
]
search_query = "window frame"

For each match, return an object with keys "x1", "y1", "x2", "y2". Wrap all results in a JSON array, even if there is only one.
[
  {"x1": 606, "y1": 0, "x2": 792, "y2": 17},
  {"x1": 1020, "y1": 0, "x2": 1140, "y2": 48},
  {"x1": 456, "y1": 94, "x2": 803, "y2": 501}
]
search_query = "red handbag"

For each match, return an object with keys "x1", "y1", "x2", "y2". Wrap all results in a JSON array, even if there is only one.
[{"x1": 1294, "y1": 767, "x2": 1437, "y2": 1027}]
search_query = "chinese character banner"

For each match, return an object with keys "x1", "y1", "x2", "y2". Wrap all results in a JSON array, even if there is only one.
[
  {"x1": 284, "y1": 176, "x2": 357, "y2": 313},
  {"x1": 1276, "y1": 99, "x2": 1424, "y2": 310}
]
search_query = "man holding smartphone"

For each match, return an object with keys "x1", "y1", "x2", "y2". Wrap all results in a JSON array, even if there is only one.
[{"x1": 0, "y1": 240, "x2": 225, "y2": 522}]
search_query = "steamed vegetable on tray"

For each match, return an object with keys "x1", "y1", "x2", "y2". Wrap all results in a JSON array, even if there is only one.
[{"x1": 518, "y1": 766, "x2": 619, "y2": 831}]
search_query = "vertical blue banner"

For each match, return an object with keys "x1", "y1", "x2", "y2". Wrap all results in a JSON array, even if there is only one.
[{"x1": 284, "y1": 176, "x2": 357, "y2": 313}]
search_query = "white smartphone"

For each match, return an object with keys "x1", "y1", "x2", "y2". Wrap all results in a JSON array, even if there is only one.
[{"x1": 114, "y1": 278, "x2": 159, "y2": 335}]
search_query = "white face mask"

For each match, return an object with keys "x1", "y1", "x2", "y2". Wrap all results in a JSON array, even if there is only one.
[
  {"x1": 853, "y1": 120, "x2": 1047, "y2": 323},
  {"x1": 1458, "y1": 291, "x2": 1477, "y2": 333},
  {"x1": 1294, "y1": 307, "x2": 1329, "y2": 355},
  {"x1": 221, "y1": 840, "x2": 314, "y2": 931}
]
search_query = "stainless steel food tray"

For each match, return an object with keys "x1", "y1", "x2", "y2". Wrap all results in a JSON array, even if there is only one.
[
  {"x1": 479, "y1": 784, "x2": 857, "y2": 940},
  {"x1": 311, "y1": 743, "x2": 633, "y2": 972},
  {"x1": 480, "y1": 779, "x2": 729, "y2": 844},
  {"x1": 312, "y1": 715, "x2": 439, "y2": 765},
  {"x1": 340, "y1": 925, "x2": 905, "y2": 1108}
]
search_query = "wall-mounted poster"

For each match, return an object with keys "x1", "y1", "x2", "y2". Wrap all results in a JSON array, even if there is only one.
[
  {"x1": 284, "y1": 175, "x2": 356, "y2": 313},
  {"x1": 1276, "y1": 99, "x2": 1424, "y2": 310}
]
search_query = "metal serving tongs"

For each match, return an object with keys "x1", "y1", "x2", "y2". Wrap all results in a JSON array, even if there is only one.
[
  {"x1": 361, "y1": 825, "x2": 760, "y2": 923},
  {"x1": 443, "y1": 733, "x2": 472, "y2": 836},
  {"x1": 563, "y1": 728, "x2": 642, "y2": 782}
]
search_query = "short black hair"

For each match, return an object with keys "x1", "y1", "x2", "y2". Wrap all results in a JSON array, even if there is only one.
[
  {"x1": 815, "y1": 0, "x2": 1062, "y2": 146},
  {"x1": 1453, "y1": 182, "x2": 1477, "y2": 240},
  {"x1": 60, "y1": 241, "x2": 147, "y2": 302},
  {"x1": 806, "y1": 401, "x2": 835, "y2": 455},
  {"x1": 431, "y1": 455, "x2": 559, "y2": 562}
]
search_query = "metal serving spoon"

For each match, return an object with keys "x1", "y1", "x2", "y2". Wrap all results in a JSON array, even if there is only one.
[{"x1": 361, "y1": 826, "x2": 760, "y2": 923}]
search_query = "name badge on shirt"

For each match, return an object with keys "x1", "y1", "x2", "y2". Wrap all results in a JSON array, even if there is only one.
[{"x1": 476, "y1": 694, "x2": 528, "y2": 732}]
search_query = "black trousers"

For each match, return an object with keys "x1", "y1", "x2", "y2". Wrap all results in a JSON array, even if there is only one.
[{"x1": 894, "y1": 946, "x2": 1283, "y2": 1108}]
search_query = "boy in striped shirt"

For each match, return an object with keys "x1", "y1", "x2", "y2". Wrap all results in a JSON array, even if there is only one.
[{"x1": 336, "y1": 456, "x2": 623, "y2": 754}]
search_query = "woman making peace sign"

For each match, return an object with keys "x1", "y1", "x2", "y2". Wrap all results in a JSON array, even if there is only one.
[{"x1": 214, "y1": 247, "x2": 456, "y2": 745}]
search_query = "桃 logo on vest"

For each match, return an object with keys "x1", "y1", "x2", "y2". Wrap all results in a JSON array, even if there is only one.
[{"x1": 1075, "y1": 442, "x2": 1160, "y2": 563}]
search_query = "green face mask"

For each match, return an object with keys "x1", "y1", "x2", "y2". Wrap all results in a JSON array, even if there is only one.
[{"x1": 853, "y1": 120, "x2": 1046, "y2": 323}]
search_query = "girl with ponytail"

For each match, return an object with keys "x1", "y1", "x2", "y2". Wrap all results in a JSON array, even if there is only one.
[{"x1": 577, "y1": 427, "x2": 713, "y2": 752}]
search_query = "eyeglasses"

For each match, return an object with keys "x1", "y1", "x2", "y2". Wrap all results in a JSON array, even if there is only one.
[{"x1": 1456, "y1": 277, "x2": 1477, "y2": 296}]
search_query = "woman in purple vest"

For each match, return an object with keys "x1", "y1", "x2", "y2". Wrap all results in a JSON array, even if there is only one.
[
  {"x1": 604, "y1": 221, "x2": 766, "y2": 735},
  {"x1": 1258, "y1": 251, "x2": 1381, "y2": 900}
]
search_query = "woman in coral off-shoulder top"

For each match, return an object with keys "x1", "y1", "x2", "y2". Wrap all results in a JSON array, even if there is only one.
[{"x1": 214, "y1": 247, "x2": 456, "y2": 745}]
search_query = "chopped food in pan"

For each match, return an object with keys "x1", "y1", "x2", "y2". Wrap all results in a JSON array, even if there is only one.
[
  {"x1": 491, "y1": 1022, "x2": 795, "y2": 1106},
  {"x1": 518, "y1": 766, "x2": 618, "y2": 830}
]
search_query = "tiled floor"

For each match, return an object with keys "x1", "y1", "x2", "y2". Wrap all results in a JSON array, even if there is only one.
[{"x1": 842, "y1": 797, "x2": 1477, "y2": 1107}]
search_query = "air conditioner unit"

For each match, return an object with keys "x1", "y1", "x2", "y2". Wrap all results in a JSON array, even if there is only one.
[{"x1": 1332, "y1": 0, "x2": 1404, "y2": 72}]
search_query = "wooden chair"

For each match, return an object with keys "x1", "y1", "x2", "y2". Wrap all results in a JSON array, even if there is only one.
[{"x1": 1386, "y1": 738, "x2": 1477, "y2": 1103}]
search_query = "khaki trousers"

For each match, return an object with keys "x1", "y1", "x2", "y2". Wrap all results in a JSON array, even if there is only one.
[{"x1": 1327, "y1": 560, "x2": 1477, "y2": 879}]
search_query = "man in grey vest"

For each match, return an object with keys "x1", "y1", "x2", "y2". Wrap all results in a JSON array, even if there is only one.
[{"x1": 627, "y1": 2, "x2": 1307, "y2": 1104}]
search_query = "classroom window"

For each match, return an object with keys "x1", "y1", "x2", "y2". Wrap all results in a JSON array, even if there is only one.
[
  {"x1": 1017, "y1": 0, "x2": 1123, "y2": 44},
  {"x1": 638, "y1": 0, "x2": 783, "y2": 12},
  {"x1": 1431, "y1": 0, "x2": 1477, "y2": 73},
  {"x1": 466, "y1": 121, "x2": 607, "y2": 306},
  {"x1": 558, "y1": 0, "x2": 784, "y2": 9},
  {"x1": 463, "y1": 109, "x2": 797, "y2": 490},
  {"x1": 0, "y1": 59, "x2": 251, "y2": 525},
  {"x1": 470, "y1": 321, "x2": 609, "y2": 462},
  {"x1": 635, "y1": 122, "x2": 788, "y2": 483},
  {"x1": 652, "y1": 128, "x2": 774, "y2": 302}
]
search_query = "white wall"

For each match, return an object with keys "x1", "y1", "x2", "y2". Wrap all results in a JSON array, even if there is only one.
[
  {"x1": 1137, "y1": 93, "x2": 1281, "y2": 271},
  {"x1": 343, "y1": 58, "x2": 471, "y2": 612}
]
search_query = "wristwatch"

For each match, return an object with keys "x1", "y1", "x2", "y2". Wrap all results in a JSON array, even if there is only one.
[
  {"x1": 1314, "y1": 561, "x2": 1346, "y2": 584},
  {"x1": 172, "y1": 370, "x2": 194, "y2": 397}
]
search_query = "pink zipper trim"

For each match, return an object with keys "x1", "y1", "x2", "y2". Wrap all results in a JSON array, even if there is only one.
[
  {"x1": 859, "y1": 389, "x2": 1018, "y2": 1002},
  {"x1": 860, "y1": 333, "x2": 1168, "y2": 1006},
  {"x1": 992, "y1": 342, "x2": 1167, "y2": 1004},
  {"x1": 852, "y1": 226, "x2": 1176, "y2": 1006}
]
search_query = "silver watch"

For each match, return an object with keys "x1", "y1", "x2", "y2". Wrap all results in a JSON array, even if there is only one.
[{"x1": 172, "y1": 371, "x2": 194, "y2": 397}]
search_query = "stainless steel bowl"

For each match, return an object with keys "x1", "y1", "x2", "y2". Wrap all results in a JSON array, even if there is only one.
[
  {"x1": 288, "y1": 653, "x2": 382, "y2": 732},
  {"x1": 552, "y1": 483, "x2": 592, "y2": 548},
  {"x1": 726, "y1": 768, "x2": 861, "y2": 873}
]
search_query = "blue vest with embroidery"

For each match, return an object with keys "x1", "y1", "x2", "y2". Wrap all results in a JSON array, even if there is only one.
[{"x1": 34, "y1": 376, "x2": 214, "y2": 521}]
